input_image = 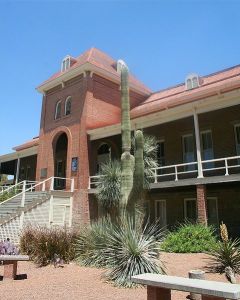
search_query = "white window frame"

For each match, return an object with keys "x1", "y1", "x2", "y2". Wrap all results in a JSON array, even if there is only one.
[
  {"x1": 182, "y1": 134, "x2": 195, "y2": 171},
  {"x1": 185, "y1": 74, "x2": 200, "y2": 90},
  {"x1": 54, "y1": 100, "x2": 61, "y2": 120},
  {"x1": 155, "y1": 199, "x2": 167, "y2": 227},
  {"x1": 61, "y1": 56, "x2": 71, "y2": 72},
  {"x1": 65, "y1": 96, "x2": 72, "y2": 116},
  {"x1": 200, "y1": 130, "x2": 214, "y2": 169},
  {"x1": 234, "y1": 124, "x2": 240, "y2": 156},
  {"x1": 184, "y1": 198, "x2": 197, "y2": 221}
]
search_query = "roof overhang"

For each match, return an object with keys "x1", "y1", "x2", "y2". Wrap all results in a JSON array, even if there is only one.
[
  {"x1": 36, "y1": 62, "x2": 150, "y2": 96},
  {"x1": 0, "y1": 146, "x2": 38, "y2": 164},
  {"x1": 87, "y1": 88, "x2": 240, "y2": 140}
]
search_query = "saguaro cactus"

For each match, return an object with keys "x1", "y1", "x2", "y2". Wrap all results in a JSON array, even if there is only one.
[
  {"x1": 120, "y1": 63, "x2": 135, "y2": 210},
  {"x1": 119, "y1": 62, "x2": 144, "y2": 213}
]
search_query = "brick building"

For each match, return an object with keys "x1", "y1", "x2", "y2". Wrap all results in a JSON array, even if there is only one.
[{"x1": 1, "y1": 48, "x2": 240, "y2": 238}]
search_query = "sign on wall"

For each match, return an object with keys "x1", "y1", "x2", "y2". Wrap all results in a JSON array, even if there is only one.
[{"x1": 71, "y1": 157, "x2": 78, "y2": 172}]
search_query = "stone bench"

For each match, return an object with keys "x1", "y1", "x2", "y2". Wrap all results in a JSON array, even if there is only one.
[
  {"x1": 131, "y1": 274, "x2": 240, "y2": 300},
  {"x1": 0, "y1": 255, "x2": 29, "y2": 279}
]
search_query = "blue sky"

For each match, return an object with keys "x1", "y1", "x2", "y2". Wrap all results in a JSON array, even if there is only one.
[{"x1": 0, "y1": 0, "x2": 240, "y2": 155}]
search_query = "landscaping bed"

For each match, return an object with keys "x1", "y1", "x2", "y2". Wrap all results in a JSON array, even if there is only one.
[{"x1": 0, "y1": 252, "x2": 238, "y2": 300}]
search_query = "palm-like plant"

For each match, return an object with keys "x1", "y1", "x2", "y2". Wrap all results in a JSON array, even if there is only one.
[
  {"x1": 96, "y1": 133, "x2": 159, "y2": 216},
  {"x1": 96, "y1": 160, "x2": 121, "y2": 216}
]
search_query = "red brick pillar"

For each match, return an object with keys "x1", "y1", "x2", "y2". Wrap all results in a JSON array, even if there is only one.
[
  {"x1": 147, "y1": 286, "x2": 171, "y2": 300},
  {"x1": 196, "y1": 184, "x2": 207, "y2": 225},
  {"x1": 72, "y1": 72, "x2": 92, "y2": 228}
]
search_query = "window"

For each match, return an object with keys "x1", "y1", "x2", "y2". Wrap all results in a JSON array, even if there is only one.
[
  {"x1": 234, "y1": 124, "x2": 240, "y2": 156},
  {"x1": 65, "y1": 97, "x2": 71, "y2": 116},
  {"x1": 207, "y1": 197, "x2": 219, "y2": 226},
  {"x1": 155, "y1": 200, "x2": 167, "y2": 228},
  {"x1": 184, "y1": 198, "x2": 196, "y2": 222},
  {"x1": 201, "y1": 130, "x2": 214, "y2": 169},
  {"x1": 26, "y1": 166, "x2": 31, "y2": 180},
  {"x1": 97, "y1": 143, "x2": 111, "y2": 172},
  {"x1": 54, "y1": 100, "x2": 61, "y2": 120},
  {"x1": 157, "y1": 140, "x2": 165, "y2": 175},
  {"x1": 157, "y1": 140, "x2": 165, "y2": 167},
  {"x1": 182, "y1": 134, "x2": 195, "y2": 171},
  {"x1": 185, "y1": 74, "x2": 200, "y2": 90},
  {"x1": 61, "y1": 56, "x2": 71, "y2": 72}
]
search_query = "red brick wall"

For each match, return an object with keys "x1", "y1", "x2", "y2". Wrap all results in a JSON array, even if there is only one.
[{"x1": 36, "y1": 72, "x2": 147, "y2": 228}]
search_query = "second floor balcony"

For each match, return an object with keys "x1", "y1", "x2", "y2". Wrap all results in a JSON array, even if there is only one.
[{"x1": 88, "y1": 154, "x2": 240, "y2": 191}]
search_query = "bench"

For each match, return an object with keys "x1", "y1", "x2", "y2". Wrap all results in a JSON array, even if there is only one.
[
  {"x1": 0, "y1": 255, "x2": 29, "y2": 279},
  {"x1": 131, "y1": 274, "x2": 240, "y2": 300}
]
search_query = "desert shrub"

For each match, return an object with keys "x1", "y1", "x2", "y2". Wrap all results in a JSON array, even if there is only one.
[
  {"x1": 161, "y1": 223, "x2": 217, "y2": 253},
  {"x1": 207, "y1": 222, "x2": 240, "y2": 282},
  {"x1": 75, "y1": 214, "x2": 165, "y2": 287},
  {"x1": 20, "y1": 226, "x2": 77, "y2": 266}
]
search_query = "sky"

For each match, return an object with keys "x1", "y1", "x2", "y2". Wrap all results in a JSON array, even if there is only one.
[{"x1": 0, "y1": 0, "x2": 240, "y2": 155}]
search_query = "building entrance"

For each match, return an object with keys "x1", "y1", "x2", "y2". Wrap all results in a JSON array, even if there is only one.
[{"x1": 54, "y1": 133, "x2": 68, "y2": 189}]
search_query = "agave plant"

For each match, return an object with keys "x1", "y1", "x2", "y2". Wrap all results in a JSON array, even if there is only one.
[
  {"x1": 207, "y1": 222, "x2": 240, "y2": 283},
  {"x1": 75, "y1": 213, "x2": 165, "y2": 287}
]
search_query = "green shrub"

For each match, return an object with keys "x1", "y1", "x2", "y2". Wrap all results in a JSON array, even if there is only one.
[
  {"x1": 161, "y1": 223, "x2": 217, "y2": 253},
  {"x1": 20, "y1": 226, "x2": 77, "y2": 266},
  {"x1": 75, "y1": 214, "x2": 165, "y2": 287}
]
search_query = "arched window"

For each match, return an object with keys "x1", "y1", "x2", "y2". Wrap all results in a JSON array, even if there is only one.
[
  {"x1": 65, "y1": 97, "x2": 71, "y2": 116},
  {"x1": 185, "y1": 74, "x2": 200, "y2": 90},
  {"x1": 55, "y1": 100, "x2": 61, "y2": 120}
]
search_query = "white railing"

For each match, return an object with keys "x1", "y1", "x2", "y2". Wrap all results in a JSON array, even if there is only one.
[
  {"x1": 88, "y1": 175, "x2": 105, "y2": 189},
  {"x1": 152, "y1": 155, "x2": 240, "y2": 183},
  {"x1": 88, "y1": 155, "x2": 240, "y2": 189},
  {"x1": 0, "y1": 176, "x2": 75, "y2": 207},
  {"x1": 0, "y1": 181, "x2": 37, "y2": 196}
]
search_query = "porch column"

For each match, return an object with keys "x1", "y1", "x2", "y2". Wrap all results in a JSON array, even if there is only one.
[
  {"x1": 193, "y1": 109, "x2": 203, "y2": 178},
  {"x1": 15, "y1": 157, "x2": 20, "y2": 184},
  {"x1": 196, "y1": 184, "x2": 207, "y2": 225}
]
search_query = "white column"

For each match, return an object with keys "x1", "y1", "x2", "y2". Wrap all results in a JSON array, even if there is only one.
[
  {"x1": 15, "y1": 157, "x2": 20, "y2": 184},
  {"x1": 193, "y1": 109, "x2": 203, "y2": 178}
]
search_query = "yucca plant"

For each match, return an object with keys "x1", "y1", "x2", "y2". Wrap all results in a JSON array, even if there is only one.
[
  {"x1": 75, "y1": 213, "x2": 165, "y2": 287},
  {"x1": 207, "y1": 222, "x2": 240, "y2": 283}
]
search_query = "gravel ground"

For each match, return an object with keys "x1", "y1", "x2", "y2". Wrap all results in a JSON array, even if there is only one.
[{"x1": 0, "y1": 253, "x2": 238, "y2": 300}]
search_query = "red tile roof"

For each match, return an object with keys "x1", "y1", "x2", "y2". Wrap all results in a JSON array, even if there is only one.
[
  {"x1": 13, "y1": 137, "x2": 39, "y2": 151},
  {"x1": 38, "y1": 47, "x2": 152, "y2": 95},
  {"x1": 131, "y1": 64, "x2": 240, "y2": 119}
]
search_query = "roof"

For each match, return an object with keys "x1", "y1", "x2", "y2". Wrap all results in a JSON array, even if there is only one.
[
  {"x1": 37, "y1": 47, "x2": 152, "y2": 95},
  {"x1": 13, "y1": 137, "x2": 39, "y2": 152},
  {"x1": 131, "y1": 64, "x2": 240, "y2": 118}
]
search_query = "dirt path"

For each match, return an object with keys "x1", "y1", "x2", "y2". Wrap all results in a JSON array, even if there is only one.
[{"x1": 0, "y1": 253, "x2": 236, "y2": 300}]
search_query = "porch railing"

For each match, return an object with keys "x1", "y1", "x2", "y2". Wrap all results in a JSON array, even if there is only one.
[
  {"x1": 0, "y1": 181, "x2": 37, "y2": 196},
  {"x1": 88, "y1": 155, "x2": 240, "y2": 189}
]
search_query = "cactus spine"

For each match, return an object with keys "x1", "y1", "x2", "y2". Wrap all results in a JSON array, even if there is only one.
[{"x1": 120, "y1": 62, "x2": 144, "y2": 213}]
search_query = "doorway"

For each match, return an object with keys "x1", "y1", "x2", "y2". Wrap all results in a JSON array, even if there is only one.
[{"x1": 54, "y1": 133, "x2": 68, "y2": 189}]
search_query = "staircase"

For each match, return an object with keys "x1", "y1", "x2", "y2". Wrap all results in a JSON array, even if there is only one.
[
  {"x1": 0, "y1": 177, "x2": 75, "y2": 243},
  {"x1": 0, "y1": 191, "x2": 50, "y2": 225}
]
